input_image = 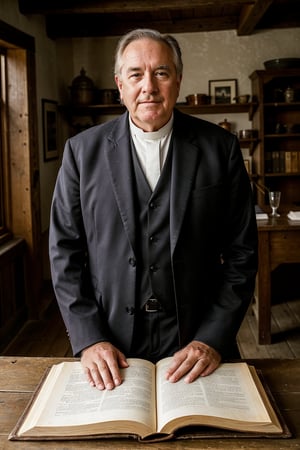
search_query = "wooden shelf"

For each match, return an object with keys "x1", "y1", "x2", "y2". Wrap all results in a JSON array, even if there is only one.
[
  {"x1": 264, "y1": 133, "x2": 300, "y2": 139},
  {"x1": 265, "y1": 172, "x2": 300, "y2": 177},
  {"x1": 59, "y1": 104, "x2": 126, "y2": 115},
  {"x1": 263, "y1": 101, "x2": 300, "y2": 108},
  {"x1": 176, "y1": 102, "x2": 257, "y2": 119},
  {"x1": 60, "y1": 102, "x2": 257, "y2": 120},
  {"x1": 250, "y1": 69, "x2": 300, "y2": 208}
]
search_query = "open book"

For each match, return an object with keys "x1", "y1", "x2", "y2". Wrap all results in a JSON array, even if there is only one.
[{"x1": 9, "y1": 358, "x2": 286, "y2": 442}]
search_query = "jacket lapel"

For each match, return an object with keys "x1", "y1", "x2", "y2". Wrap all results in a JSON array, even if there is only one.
[
  {"x1": 105, "y1": 110, "x2": 199, "y2": 257},
  {"x1": 105, "y1": 112, "x2": 137, "y2": 254},
  {"x1": 170, "y1": 116, "x2": 199, "y2": 255}
]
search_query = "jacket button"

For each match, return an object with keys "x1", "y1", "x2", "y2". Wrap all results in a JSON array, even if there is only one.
[
  {"x1": 128, "y1": 257, "x2": 136, "y2": 267},
  {"x1": 126, "y1": 306, "x2": 135, "y2": 315},
  {"x1": 150, "y1": 264, "x2": 158, "y2": 272}
]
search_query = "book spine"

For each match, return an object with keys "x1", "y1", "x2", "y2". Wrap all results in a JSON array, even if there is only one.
[
  {"x1": 291, "y1": 151, "x2": 298, "y2": 173},
  {"x1": 265, "y1": 152, "x2": 272, "y2": 173},
  {"x1": 285, "y1": 151, "x2": 292, "y2": 173},
  {"x1": 279, "y1": 151, "x2": 285, "y2": 173},
  {"x1": 272, "y1": 151, "x2": 280, "y2": 173}
]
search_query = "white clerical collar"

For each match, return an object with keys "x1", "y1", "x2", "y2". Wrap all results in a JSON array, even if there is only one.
[{"x1": 129, "y1": 114, "x2": 174, "y2": 141}]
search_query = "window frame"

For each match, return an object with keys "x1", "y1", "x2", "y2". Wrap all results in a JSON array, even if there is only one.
[
  {"x1": 0, "y1": 48, "x2": 12, "y2": 244},
  {"x1": 0, "y1": 18, "x2": 42, "y2": 318}
]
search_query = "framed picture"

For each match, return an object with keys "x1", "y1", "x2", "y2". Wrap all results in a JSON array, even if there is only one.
[
  {"x1": 42, "y1": 99, "x2": 58, "y2": 161},
  {"x1": 243, "y1": 156, "x2": 252, "y2": 174},
  {"x1": 209, "y1": 79, "x2": 237, "y2": 104}
]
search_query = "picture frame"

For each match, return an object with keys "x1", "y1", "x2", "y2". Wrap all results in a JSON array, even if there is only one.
[
  {"x1": 42, "y1": 99, "x2": 58, "y2": 161},
  {"x1": 209, "y1": 79, "x2": 237, "y2": 104},
  {"x1": 244, "y1": 159, "x2": 250, "y2": 174},
  {"x1": 243, "y1": 156, "x2": 252, "y2": 174}
]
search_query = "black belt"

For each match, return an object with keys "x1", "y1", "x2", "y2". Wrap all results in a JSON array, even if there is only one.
[{"x1": 144, "y1": 298, "x2": 162, "y2": 313}]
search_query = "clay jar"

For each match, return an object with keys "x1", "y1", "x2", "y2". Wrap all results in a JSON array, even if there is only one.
[
  {"x1": 70, "y1": 68, "x2": 95, "y2": 106},
  {"x1": 284, "y1": 87, "x2": 294, "y2": 103}
]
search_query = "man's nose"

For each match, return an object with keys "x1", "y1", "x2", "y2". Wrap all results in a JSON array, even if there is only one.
[{"x1": 142, "y1": 73, "x2": 158, "y2": 94}]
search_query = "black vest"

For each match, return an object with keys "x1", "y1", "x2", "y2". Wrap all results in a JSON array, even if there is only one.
[
  {"x1": 129, "y1": 140, "x2": 179, "y2": 361},
  {"x1": 131, "y1": 141, "x2": 176, "y2": 311}
]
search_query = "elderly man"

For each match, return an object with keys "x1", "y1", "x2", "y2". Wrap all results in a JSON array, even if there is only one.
[{"x1": 49, "y1": 28, "x2": 257, "y2": 391}]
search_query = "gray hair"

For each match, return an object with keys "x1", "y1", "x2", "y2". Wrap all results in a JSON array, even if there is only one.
[{"x1": 114, "y1": 28, "x2": 183, "y2": 78}]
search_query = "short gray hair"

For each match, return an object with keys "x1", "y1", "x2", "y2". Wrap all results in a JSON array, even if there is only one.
[{"x1": 114, "y1": 28, "x2": 183, "y2": 78}]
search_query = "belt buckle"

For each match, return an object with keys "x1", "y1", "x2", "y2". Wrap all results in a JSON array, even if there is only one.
[{"x1": 145, "y1": 298, "x2": 161, "y2": 313}]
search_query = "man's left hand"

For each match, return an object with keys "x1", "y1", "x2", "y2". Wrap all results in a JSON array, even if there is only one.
[{"x1": 165, "y1": 341, "x2": 221, "y2": 383}]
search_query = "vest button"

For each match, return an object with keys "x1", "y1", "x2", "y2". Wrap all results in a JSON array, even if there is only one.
[
  {"x1": 149, "y1": 235, "x2": 156, "y2": 243},
  {"x1": 150, "y1": 264, "x2": 158, "y2": 272},
  {"x1": 128, "y1": 257, "x2": 136, "y2": 267},
  {"x1": 126, "y1": 306, "x2": 135, "y2": 315},
  {"x1": 149, "y1": 202, "x2": 157, "y2": 209}
]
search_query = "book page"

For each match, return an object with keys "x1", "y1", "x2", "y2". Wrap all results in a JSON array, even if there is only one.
[
  {"x1": 18, "y1": 359, "x2": 156, "y2": 435},
  {"x1": 155, "y1": 360, "x2": 276, "y2": 432}
]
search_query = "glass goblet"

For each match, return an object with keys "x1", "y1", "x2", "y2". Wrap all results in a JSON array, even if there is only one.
[{"x1": 269, "y1": 191, "x2": 281, "y2": 217}]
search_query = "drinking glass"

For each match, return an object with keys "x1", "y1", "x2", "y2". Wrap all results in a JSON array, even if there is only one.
[{"x1": 269, "y1": 191, "x2": 281, "y2": 217}]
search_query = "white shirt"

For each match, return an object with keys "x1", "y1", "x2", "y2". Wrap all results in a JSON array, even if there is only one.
[{"x1": 129, "y1": 115, "x2": 173, "y2": 191}]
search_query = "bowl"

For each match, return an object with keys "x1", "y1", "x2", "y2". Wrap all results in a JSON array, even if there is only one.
[
  {"x1": 239, "y1": 129, "x2": 258, "y2": 139},
  {"x1": 98, "y1": 89, "x2": 120, "y2": 104},
  {"x1": 186, "y1": 94, "x2": 209, "y2": 105},
  {"x1": 264, "y1": 58, "x2": 300, "y2": 69},
  {"x1": 234, "y1": 95, "x2": 250, "y2": 104}
]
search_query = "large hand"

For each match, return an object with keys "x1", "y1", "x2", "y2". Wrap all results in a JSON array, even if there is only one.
[
  {"x1": 81, "y1": 341, "x2": 129, "y2": 390},
  {"x1": 165, "y1": 341, "x2": 221, "y2": 383}
]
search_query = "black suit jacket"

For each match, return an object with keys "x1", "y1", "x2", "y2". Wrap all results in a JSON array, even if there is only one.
[{"x1": 49, "y1": 109, "x2": 258, "y2": 357}]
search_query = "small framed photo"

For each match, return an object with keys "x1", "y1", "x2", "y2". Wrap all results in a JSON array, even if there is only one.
[
  {"x1": 42, "y1": 99, "x2": 58, "y2": 161},
  {"x1": 209, "y1": 79, "x2": 237, "y2": 104},
  {"x1": 243, "y1": 156, "x2": 252, "y2": 174}
]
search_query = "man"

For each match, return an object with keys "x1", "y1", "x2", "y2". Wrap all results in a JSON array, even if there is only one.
[{"x1": 49, "y1": 29, "x2": 258, "y2": 391}]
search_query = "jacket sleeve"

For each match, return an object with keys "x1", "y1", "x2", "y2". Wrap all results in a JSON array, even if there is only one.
[
  {"x1": 192, "y1": 135, "x2": 258, "y2": 357},
  {"x1": 49, "y1": 138, "x2": 111, "y2": 356}
]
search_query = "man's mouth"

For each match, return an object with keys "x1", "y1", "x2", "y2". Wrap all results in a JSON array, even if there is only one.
[{"x1": 139, "y1": 99, "x2": 161, "y2": 105}]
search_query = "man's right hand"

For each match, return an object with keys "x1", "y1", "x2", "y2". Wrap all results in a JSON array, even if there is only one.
[{"x1": 80, "y1": 341, "x2": 129, "y2": 390}]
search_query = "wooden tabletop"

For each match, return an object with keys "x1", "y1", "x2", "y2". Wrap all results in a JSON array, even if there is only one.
[
  {"x1": 1, "y1": 357, "x2": 299, "y2": 449},
  {"x1": 257, "y1": 214, "x2": 300, "y2": 231}
]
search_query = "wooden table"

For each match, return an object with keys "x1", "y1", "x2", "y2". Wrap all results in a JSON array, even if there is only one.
[
  {"x1": 256, "y1": 215, "x2": 300, "y2": 344},
  {"x1": 0, "y1": 356, "x2": 299, "y2": 449}
]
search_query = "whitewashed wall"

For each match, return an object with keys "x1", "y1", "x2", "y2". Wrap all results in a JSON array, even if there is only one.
[
  {"x1": 66, "y1": 28, "x2": 300, "y2": 134},
  {"x1": 1, "y1": 0, "x2": 300, "y2": 230}
]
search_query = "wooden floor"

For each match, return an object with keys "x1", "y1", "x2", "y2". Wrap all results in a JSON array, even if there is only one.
[
  {"x1": 238, "y1": 299, "x2": 300, "y2": 358},
  {"x1": 1, "y1": 285, "x2": 300, "y2": 359}
]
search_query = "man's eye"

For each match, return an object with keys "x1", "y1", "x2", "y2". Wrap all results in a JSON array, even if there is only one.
[
  {"x1": 156, "y1": 71, "x2": 168, "y2": 78},
  {"x1": 130, "y1": 73, "x2": 141, "y2": 79}
]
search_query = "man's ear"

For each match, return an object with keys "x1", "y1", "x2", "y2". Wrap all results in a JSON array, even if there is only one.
[{"x1": 114, "y1": 75, "x2": 122, "y2": 100}]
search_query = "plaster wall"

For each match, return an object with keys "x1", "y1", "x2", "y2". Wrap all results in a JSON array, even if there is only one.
[
  {"x1": 68, "y1": 28, "x2": 300, "y2": 134},
  {"x1": 1, "y1": 0, "x2": 300, "y2": 232}
]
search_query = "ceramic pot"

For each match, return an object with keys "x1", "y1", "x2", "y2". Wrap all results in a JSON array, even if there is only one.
[
  {"x1": 70, "y1": 68, "x2": 95, "y2": 105},
  {"x1": 218, "y1": 118, "x2": 232, "y2": 132}
]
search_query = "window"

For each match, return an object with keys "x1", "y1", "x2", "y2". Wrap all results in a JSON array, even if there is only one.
[{"x1": 0, "y1": 19, "x2": 43, "y2": 321}]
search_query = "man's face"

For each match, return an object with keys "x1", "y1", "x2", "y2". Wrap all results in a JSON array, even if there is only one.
[{"x1": 115, "y1": 38, "x2": 182, "y2": 132}]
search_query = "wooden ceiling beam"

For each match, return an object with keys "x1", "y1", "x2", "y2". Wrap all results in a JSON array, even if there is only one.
[
  {"x1": 19, "y1": 0, "x2": 253, "y2": 15},
  {"x1": 18, "y1": 0, "x2": 300, "y2": 37},
  {"x1": 45, "y1": 14, "x2": 237, "y2": 38},
  {"x1": 237, "y1": 0, "x2": 274, "y2": 35}
]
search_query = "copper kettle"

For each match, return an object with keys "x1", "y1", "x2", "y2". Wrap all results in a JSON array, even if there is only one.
[{"x1": 218, "y1": 118, "x2": 232, "y2": 132}]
